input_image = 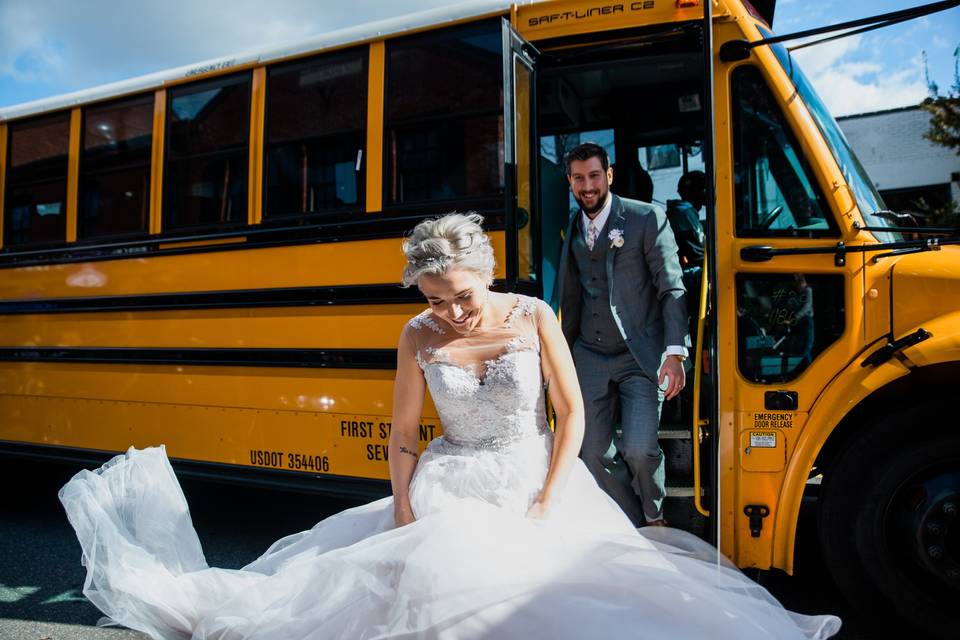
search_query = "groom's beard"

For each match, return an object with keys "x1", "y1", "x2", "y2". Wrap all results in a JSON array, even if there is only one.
[{"x1": 573, "y1": 185, "x2": 609, "y2": 215}]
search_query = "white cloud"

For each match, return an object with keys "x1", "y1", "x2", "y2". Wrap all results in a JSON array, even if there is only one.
[
  {"x1": 889, "y1": 16, "x2": 929, "y2": 46},
  {"x1": 791, "y1": 35, "x2": 862, "y2": 76},
  {"x1": 931, "y1": 34, "x2": 952, "y2": 49},
  {"x1": 0, "y1": 2, "x2": 64, "y2": 82},
  {"x1": 792, "y1": 34, "x2": 928, "y2": 116},
  {"x1": 775, "y1": 1, "x2": 829, "y2": 31},
  {"x1": 0, "y1": 0, "x2": 446, "y2": 103}
]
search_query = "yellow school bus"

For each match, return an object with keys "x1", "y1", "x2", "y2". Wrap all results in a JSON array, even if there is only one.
[{"x1": 1, "y1": 0, "x2": 958, "y2": 634}]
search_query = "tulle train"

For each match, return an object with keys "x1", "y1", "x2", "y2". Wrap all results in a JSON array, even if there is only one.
[{"x1": 59, "y1": 446, "x2": 841, "y2": 639}]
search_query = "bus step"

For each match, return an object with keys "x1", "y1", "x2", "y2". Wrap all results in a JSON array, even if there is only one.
[
  {"x1": 662, "y1": 489, "x2": 708, "y2": 537},
  {"x1": 665, "y1": 485, "x2": 700, "y2": 498},
  {"x1": 657, "y1": 428, "x2": 691, "y2": 440},
  {"x1": 663, "y1": 438, "x2": 693, "y2": 476}
]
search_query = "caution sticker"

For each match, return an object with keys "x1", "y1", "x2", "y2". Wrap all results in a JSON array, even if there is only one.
[{"x1": 750, "y1": 431, "x2": 778, "y2": 448}]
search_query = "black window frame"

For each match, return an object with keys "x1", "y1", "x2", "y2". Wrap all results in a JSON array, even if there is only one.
[
  {"x1": 3, "y1": 111, "x2": 72, "y2": 249},
  {"x1": 759, "y1": 26, "x2": 898, "y2": 243},
  {"x1": 262, "y1": 46, "x2": 369, "y2": 224},
  {"x1": 730, "y1": 65, "x2": 840, "y2": 239},
  {"x1": 383, "y1": 18, "x2": 505, "y2": 215},
  {"x1": 77, "y1": 93, "x2": 155, "y2": 243},
  {"x1": 735, "y1": 272, "x2": 846, "y2": 384},
  {"x1": 163, "y1": 71, "x2": 252, "y2": 235}
]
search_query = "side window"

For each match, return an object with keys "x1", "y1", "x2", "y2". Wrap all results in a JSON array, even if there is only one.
[
  {"x1": 386, "y1": 20, "x2": 503, "y2": 207},
  {"x1": 80, "y1": 95, "x2": 154, "y2": 240},
  {"x1": 736, "y1": 273, "x2": 845, "y2": 383},
  {"x1": 4, "y1": 112, "x2": 70, "y2": 247},
  {"x1": 731, "y1": 66, "x2": 838, "y2": 238},
  {"x1": 165, "y1": 73, "x2": 250, "y2": 231},
  {"x1": 265, "y1": 48, "x2": 367, "y2": 219}
]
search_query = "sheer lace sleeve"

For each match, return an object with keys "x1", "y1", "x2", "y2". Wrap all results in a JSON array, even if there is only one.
[
  {"x1": 502, "y1": 294, "x2": 539, "y2": 341},
  {"x1": 532, "y1": 297, "x2": 557, "y2": 334},
  {"x1": 404, "y1": 310, "x2": 445, "y2": 371}
]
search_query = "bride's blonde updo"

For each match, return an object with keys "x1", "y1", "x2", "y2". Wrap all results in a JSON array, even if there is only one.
[{"x1": 401, "y1": 212, "x2": 496, "y2": 288}]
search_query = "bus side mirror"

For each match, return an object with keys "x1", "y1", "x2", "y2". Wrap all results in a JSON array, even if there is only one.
[{"x1": 719, "y1": 40, "x2": 752, "y2": 62}]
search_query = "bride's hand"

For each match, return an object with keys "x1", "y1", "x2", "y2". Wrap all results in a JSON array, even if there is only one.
[
  {"x1": 394, "y1": 505, "x2": 416, "y2": 528},
  {"x1": 526, "y1": 498, "x2": 551, "y2": 520}
]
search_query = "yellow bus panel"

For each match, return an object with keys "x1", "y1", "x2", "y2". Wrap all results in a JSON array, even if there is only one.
[
  {"x1": 0, "y1": 232, "x2": 507, "y2": 301},
  {"x1": 0, "y1": 362, "x2": 441, "y2": 481},
  {"x1": 517, "y1": 0, "x2": 713, "y2": 41}
]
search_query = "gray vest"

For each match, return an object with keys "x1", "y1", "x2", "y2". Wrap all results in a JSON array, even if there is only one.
[{"x1": 572, "y1": 215, "x2": 629, "y2": 354}]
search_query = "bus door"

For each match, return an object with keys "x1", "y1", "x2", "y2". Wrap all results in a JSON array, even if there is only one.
[
  {"x1": 533, "y1": 26, "x2": 710, "y2": 301},
  {"x1": 531, "y1": 23, "x2": 714, "y2": 536},
  {"x1": 715, "y1": 54, "x2": 864, "y2": 567},
  {"x1": 502, "y1": 19, "x2": 540, "y2": 298}
]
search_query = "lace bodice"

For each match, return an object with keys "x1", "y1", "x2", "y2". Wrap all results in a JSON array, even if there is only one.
[{"x1": 405, "y1": 295, "x2": 552, "y2": 450}]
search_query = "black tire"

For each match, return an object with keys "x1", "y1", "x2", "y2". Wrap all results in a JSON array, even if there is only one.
[{"x1": 818, "y1": 404, "x2": 960, "y2": 638}]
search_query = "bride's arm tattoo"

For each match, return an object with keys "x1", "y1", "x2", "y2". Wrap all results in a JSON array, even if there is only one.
[{"x1": 399, "y1": 446, "x2": 419, "y2": 459}]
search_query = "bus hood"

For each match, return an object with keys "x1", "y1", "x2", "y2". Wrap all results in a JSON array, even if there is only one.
[{"x1": 891, "y1": 245, "x2": 960, "y2": 337}]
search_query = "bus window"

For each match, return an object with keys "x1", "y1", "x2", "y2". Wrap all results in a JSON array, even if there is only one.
[
  {"x1": 736, "y1": 273, "x2": 845, "y2": 383},
  {"x1": 636, "y1": 143, "x2": 707, "y2": 207},
  {"x1": 265, "y1": 48, "x2": 367, "y2": 219},
  {"x1": 645, "y1": 144, "x2": 681, "y2": 171},
  {"x1": 541, "y1": 130, "x2": 615, "y2": 214},
  {"x1": 386, "y1": 20, "x2": 503, "y2": 207},
  {"x1": 3, "y1": 112, "x2": 70, "y2": 247},
  {"x1": 731, "y1": 66, "x2": 838, "y2": 238},
  {"x1": 164, "y1": 73, "x2": 251, "y2": 232},
  {"x1": 760, "y1": 29, "x2": 895, "y2": 241},
  {"x1": 80, "y1": 95, "x2": 154, "y2": 240}
]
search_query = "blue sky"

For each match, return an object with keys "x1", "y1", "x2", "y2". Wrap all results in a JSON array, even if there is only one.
[{"x1": 0, "y1": 0, "x2": 958, "y2": 116}]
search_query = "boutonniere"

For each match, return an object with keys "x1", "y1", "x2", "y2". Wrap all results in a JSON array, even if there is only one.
[{"x1": 608, "y1": 229, "x2": 625, "y2": 248}]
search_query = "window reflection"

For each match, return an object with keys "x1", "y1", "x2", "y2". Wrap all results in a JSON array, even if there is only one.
[
  {"x1": 386, "y1": 20, "x2": 504, "y2": 207},
  {"x1": 732, "y1": 66, "x2": 838, "y2": 238},
  {"x1": 4, "y1": 112, "x2": 70, "y2": 247},
  {"x1": 165, "y1": 73, "x2": 250, "y2": 231},
  {"x1": 80, "y1": 94, "x2": 153, "y2": 240},
  {"x1": 265, "y1": 48, "x2": 367, "y2": 218},
  {"x1": 761, "y1": 30, "x2": 895, "y2": 241},
  {"x1": 736, "y1": 273, "x2": 844, "y2": 383}
]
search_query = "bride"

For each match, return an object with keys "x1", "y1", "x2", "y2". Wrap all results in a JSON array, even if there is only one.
[{"x1": 59, "y1": 213, "x2": 841, "y2": 639}]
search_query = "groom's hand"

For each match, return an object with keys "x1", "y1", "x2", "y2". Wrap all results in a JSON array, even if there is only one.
[{"x1": 658, "y1": 356, "x2": 686, "y2": 401}]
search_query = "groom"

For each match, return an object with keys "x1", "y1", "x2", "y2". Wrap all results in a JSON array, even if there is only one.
[{"x1": 556, "y1": 142, "x2": 689, "y2": 527}]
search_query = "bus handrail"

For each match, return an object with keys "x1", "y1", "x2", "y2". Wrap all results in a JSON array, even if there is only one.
[{"x1": 692, "y1": 252, "x2": 710, "y2": 518}]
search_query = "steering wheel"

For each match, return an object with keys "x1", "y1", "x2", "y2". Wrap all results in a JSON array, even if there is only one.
[{"x1": 757, "y1": 205, "x2": 784, "y2": 230}]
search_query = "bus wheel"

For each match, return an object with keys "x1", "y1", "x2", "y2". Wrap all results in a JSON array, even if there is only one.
[{"x1": 818, "y1": 405, "x2": 959, "y2": 638}]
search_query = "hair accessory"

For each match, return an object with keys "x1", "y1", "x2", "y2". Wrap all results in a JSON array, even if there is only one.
[{"x1": 413, "y1": 255, "x2": 449, "y2": 270}]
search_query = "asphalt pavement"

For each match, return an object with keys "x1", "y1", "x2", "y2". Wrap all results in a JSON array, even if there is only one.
[{"x1": 0, "y1": 455, "x2": 914, "y2": 639}]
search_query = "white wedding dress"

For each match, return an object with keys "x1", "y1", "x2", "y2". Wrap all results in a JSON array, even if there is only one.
[{"x1": 59, "y1": 295, "x2": 840, "y2": 639}]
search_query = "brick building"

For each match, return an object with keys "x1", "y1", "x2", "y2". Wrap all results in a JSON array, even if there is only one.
[{"x1": 837, "y1": 105, "x2": 960, "y2": 217}]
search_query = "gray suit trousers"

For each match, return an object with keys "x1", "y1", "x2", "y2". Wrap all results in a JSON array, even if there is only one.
[{"x1": 574, "y1": 341, "x2": 665, "y2": 526}]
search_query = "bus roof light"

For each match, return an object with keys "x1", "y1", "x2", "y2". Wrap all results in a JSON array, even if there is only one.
[{"x1": 677, "y1": 0, "x2": 700, "y2": 7}]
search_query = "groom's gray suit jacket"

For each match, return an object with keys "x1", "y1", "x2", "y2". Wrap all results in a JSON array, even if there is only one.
[{"x1": 556, "y1": 194, "x2": 690, "y2": 379}]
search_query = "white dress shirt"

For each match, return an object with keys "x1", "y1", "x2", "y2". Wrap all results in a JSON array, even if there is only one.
[{"x1": 580, "y1": 193, "x2": 614, "y2": 242}]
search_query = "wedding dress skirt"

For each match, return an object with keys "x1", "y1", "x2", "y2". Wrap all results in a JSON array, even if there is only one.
[
  {"x1": 60, "y1": 443, "x2": 838, "y2": 640},
  {"x1": 59, "y1": 297, "x2": 841, "y2": 639}
]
